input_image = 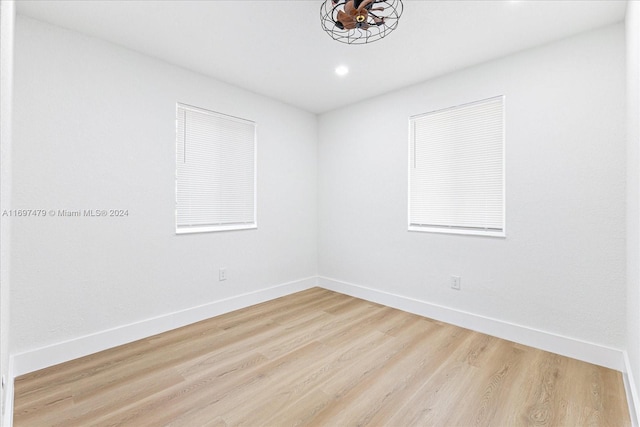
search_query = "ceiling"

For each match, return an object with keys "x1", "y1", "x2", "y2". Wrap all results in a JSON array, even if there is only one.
[{"x1": 17, "y1": 0, "x2": 627, "y2": 114}]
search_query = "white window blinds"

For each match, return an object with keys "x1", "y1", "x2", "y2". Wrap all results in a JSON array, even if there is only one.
[
  {"x1": 176, "y1": 103, "x2": 256, "y2": 234},
  {"x1": 409, "y1": 96, "x2": 505, "y2": 237}
]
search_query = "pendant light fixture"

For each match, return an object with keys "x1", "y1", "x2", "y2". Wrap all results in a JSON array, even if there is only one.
[{"x1": 320, "y1": 0, "x2": 403, "y2": 45}]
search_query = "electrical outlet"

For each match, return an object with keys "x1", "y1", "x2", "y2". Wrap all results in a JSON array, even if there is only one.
[
  {"x1": 219, "y1": 268, "x2": 227, "y2": 281},
  {"x1": 451, "y1": 275, "x2": 461, "y2": 290}
]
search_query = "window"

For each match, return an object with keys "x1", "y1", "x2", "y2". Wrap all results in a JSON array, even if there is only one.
[
  {"x1": 176, "y1": 103, "x2": 256, "y2": 234},
  {"x1": 409, "y1": 96, "x2": 505, "y2": 237}
]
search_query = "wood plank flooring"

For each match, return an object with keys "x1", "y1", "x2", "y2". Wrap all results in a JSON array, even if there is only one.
[{"x1": 13, "y1": 288, "x2": 631, "y2": 426}]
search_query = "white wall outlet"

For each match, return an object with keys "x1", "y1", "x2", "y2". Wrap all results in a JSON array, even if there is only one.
[
  {"x1": 451, "y1": 275, "x2": 461, "y2": 290},
  {"x1": 219, "y1": 268, "x2": 227, "y2": 281}
]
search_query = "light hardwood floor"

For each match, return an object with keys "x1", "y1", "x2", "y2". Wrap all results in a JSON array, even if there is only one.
[{"x1": 14, "y1": 287, "x2": 630, "y2": 426}]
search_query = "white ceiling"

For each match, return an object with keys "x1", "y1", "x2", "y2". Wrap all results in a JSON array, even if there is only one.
[{"x1": 17, "y1": 0, "x2": 627, "y2": 114}]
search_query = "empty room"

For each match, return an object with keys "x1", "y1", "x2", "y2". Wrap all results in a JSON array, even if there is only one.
[{"x1": 1, "y1": 0, "x2": 639, "y2": 425}]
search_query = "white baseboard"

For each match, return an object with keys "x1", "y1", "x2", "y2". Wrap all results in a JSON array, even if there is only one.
[
  {"x1": 624, "y1": 351, "x2": 640, "y2": 427},
  {"x1": 318, "y1": 276, "x2": 625, "y2": 371},
  {"x1": 12, "y1": 277, "x2": 317, "y2": 377},
  {"x1": 6, "y1": 275, "x2": 634, "y2": 426}
]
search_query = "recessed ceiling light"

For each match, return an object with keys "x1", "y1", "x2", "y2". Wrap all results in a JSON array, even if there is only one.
[{"x1": 335, "y1": 65, "x2": 349, "y2": 77}]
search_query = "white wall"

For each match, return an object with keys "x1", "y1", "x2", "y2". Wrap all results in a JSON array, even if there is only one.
[
  {"x1": 627, "y1": 0, "x2": 640, "y2": 417},
  {"x1": 8, "y1": 9, "x2": 630, "y2": 388},
  {"x1": 0, "y1": 1, "x2": 14, "y2": 424},
  {"x1": 318, "y1": 24, "x2": 626, "y2": 350},
  {"x1": 11, "y1": 16, "x2": 318, "y2": 358}
]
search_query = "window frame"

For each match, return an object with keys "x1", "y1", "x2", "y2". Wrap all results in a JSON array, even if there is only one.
[
  {"x1": 407, "y1": 96, "x2": 506, "y2": 238},
  {"x1": 175, "y1": 103, "x2": 257, "y2": 235}
]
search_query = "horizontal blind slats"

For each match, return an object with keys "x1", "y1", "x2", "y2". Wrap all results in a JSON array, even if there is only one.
[
  {"x1": 176, "y1": 104, "x2": 256, "y2": 231},
  {"x1": 409, "y1": 96, "x2": 504, "y2": 233}
]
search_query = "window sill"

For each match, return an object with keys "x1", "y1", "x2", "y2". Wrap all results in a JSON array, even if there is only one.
[
  {"x1": 176, "y1": 223, "x2": 257, "y2": 234},
  {"x1": 408, "y1": 225, "x2": 505, "y2": 238}
]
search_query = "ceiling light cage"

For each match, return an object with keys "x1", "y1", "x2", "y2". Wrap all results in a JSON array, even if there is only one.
[{"x1": 320, "y1": 0, "x2": 403, "y2": 45}]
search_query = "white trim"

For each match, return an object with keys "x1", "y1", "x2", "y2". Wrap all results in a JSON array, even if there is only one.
[
  {"x1": 12, "y1": 277, "x2": 316, "y2": 377},
  {"x1": 176, "y1": 223, "x2": 257, "y2": 234},
  {"x1": 408, "y1": 225, "x2": 505, "y2": 238},
  {"x1": 2, "y1": 359, "x2": 12, "y2": 427},
  {"x1": 624, "y1": 351, "x2": 640, "y2": 427},
  {"x1": 0, "y1": 0, "x2": 15, "y2": 425},
  {"x1": 318, "y1": 276, "x2": 625, "y2": 371}
]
